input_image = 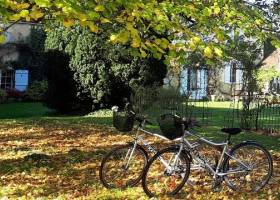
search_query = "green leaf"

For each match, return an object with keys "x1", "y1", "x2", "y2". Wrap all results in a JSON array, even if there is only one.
[
  {"x1": 95, "y1": 5, "x2": 105, "y2": 12},
  {"x1": 213, "y1": 6, "x2": 220, "y2": 15},
  {"x1": 34, "y1": 0, "x2": 52, "y2": 8},
  {"x1": 0, "y1": 35, "x2": 6, "y2": 44}
]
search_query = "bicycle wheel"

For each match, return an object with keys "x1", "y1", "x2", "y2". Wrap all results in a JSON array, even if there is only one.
[
  {"x1": 142, "y1": 146, "x2": 190, "y2": 197},
  {"x1": 99, "y1": 143, "x2": 148, "y2": 189},
  {"x1": 223, "y1": 141, "x2": 273, "y2": 192}
]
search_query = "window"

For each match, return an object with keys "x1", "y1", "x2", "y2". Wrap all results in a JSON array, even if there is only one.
[
  {"x1": 230, "y1": 62, "x2": 237, "y2": 83},
  {"x1": 270, "y1": 77, "x2": 280, "y2": 94},
  {"x1": 0, "y1": 70, "x2": 14, "y2": 90},
  {"x1": 187, "y1": 69, "x2": 198, "y2": 90}
]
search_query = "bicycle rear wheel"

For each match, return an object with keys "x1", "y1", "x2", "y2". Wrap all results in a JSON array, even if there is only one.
[
  {"x1": 99, "y1": 143, "x2": 148, "y2": 188},
  {"x1": 223, "y1": 141, "x2": 273, "y2": 192},
  {"x1": 142, "y1": 146, "x2": 190, "y2": 198}
]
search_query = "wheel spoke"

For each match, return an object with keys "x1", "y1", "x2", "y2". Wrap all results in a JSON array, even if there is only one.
[
  {"x1": 224, "y1": 143, "x2": 272, "y2": 192},
  {"x1": 142, "y1": 148, "x2": 190, "y2": 197},
  {"x1": 100, "y1": 144, "x2": 147, "y2": 188}
]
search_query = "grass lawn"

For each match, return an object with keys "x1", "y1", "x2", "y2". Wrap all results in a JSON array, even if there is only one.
[
  {"x1": 0, "y1": 102, "x2": 279, "y2": 199},
  {"x1": 0, "y1": 102, "x2": 52, "y2": 119}
]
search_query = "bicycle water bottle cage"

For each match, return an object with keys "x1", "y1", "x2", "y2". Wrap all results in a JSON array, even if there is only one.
[{"x1": 158, "y1": 114, "x2": 184, "y2": 140}]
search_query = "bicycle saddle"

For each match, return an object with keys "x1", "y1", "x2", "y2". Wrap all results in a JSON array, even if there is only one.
[{"x1": 221, "y1": 128, "x2": 242, "y2": 135}]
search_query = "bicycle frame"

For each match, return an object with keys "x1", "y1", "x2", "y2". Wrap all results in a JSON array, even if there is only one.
[
  {"x1": 182, "y1": 130, "x2": 251, "y2": 178},
  {"x1": 124, "y1": 119, "x2": 251, "y2": 178},
  {"x1": 124, "y1": 121, "x2": 162, "y2": 169},
  {"x1": 125, "y1": 121, "x2": 183, "y2": 171}
]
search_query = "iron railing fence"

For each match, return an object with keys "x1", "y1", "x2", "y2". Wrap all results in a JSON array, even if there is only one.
[{"x1": 131, "y1": 87, "x2": 212, "y2": 126}]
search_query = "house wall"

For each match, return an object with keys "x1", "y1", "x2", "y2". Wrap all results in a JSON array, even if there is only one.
[
  {"x1": 4, "y1": 23, "x2": 32, "y2": 43},
  {"x1": 0, "y1": 46, "x2": 19, "y2": 63},
  {"x1": 212, "y1": 62, "x2": 244, "y2": 100},
  {"x1": 164, "y1": 64, "x2": 244, "y2": 100},
  {"x1": 0, "y1": 23, "x2": 32, "y2": 91}
]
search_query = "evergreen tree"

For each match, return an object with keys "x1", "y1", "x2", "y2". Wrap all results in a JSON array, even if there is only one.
[{"x1": 45, "y1": 24, "x2": 167, "y2": 110}]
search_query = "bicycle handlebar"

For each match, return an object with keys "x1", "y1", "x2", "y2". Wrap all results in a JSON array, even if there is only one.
[
  {"x1": 182, "y1": 118, "x2": 201, "y2": 129},
  {"x1": 112, "y1": 105, "x2": 153, "y2": 126},
  {"x1": 135, "y1": 113, "x2": 153, "y2": 126}
]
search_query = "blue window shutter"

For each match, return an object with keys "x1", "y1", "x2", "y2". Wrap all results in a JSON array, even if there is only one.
[{"x1": 15, "y1": 70, "x2": 29, "y2": 91}]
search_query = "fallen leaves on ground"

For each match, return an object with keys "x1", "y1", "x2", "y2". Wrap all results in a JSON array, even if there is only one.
[{"x1": 0, "y1": 119, "x2": 279, "y2": 199}]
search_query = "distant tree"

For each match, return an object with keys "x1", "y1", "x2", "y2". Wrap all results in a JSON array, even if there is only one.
[{"x1": 45, "y1": 24, "x2": 167, "y2": 109}]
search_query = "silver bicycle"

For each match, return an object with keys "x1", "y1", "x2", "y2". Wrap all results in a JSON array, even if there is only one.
[
  {"x1": 99, "y1": 106, "x2": 181, "y2": 189},
  {"x1": 141, "y1": 114, "x2": 273, "y2": 197}
]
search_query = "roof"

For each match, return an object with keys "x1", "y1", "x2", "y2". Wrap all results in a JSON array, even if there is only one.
[{"x1": 260, "y1": 48, "x2": 280, "y2": 70}]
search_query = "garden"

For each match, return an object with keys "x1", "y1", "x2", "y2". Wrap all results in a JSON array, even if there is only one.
[
  {"x1": 0, "y1": 102, "x2": 279, "y2": 199},
  {"x1": 0, "y1": 0, "x2": 280, "y2": 199}
]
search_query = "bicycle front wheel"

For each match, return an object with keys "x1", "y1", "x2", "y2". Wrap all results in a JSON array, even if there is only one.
[
  {"x1": 223, "y1": 141, "x2": 273, "y2": 192},
  {"x1": 99, "y1": 143, "x2": 148, "y2": 189},
  {"x1": 142, "y1": 146, "x2": 191, "y2": 198}
]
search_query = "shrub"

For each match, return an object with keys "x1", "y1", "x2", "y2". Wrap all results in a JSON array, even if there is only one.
[
  {"x1": 45, "y1": 24, "x2": 167, "y2": 110},
  {"x1": 44, "y1": 50, "x2": 91, "y2": 113},
  {"x1": 25, "y1": 80, "x2": 48, "y2": 101},
  {"x1": 6, "y1": 89, "x2": 24, "y2": 100},
  {"x1": 0, "y1": 89, "x2": 7, "y2": 103}
]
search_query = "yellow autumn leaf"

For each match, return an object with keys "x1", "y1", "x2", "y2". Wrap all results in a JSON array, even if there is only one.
[
  {"x1": 18, "y1": 3, "x2": 30, "y2": 9},
  {"x1": 127, "y1": 15, "x2": 134, "y2": 22},
  {"x1": 214, "y1": 47, "x2": 223, "y2": 57},
  {"x1": 140, "y1": 49, "x2": 147, "y2": 58},
  {"x1": 155, "y1": 38, "x2": 161, "y2": 45},
  {"x1": 132, "y1": 37, "x2": 141, "y2": 48},
  {"x1": 100, "y1": 18, "x2": 111, "y2": 24},
  {"x1": 54, "y1": 0, "x2": 64, "y2": 8},
  {"x1": 204, "y1": 46, "x2": 213, "y2": 58},
  {"x1": 9, "y1": 14, "x2": 21, "y2": 21},
  {"x1": 26, "y1": 16, "x2": 31, "y2": 22},
  {"x1": 80, "y1": 21, "x2": 88, "y2": 27},
  {"x1": 30, "y1": 10, "x2": 44, "y2": 20},
  {"x1": 0, "y1": 35, "x2": 6, "y2": 44},
  {"x1": 117, "y1": 31, "x2": 130, "y2": 44},
  {"x1": 78, "y1": 14, "x2": 88, "y2": 22},
  {"x1": 88, "y1": 22, "x2": 99, "y2": 33},
  {"x1": 255, "y1": 19, "x2": 262, "y2": 25},
  {"x1": 63, "y1": 19, "x2": 75, "y2": 28},
  {"x1": 192, "y1": 36, "x2": 201, "y2": 44},
  {"x1": 213, "y1": 6, "x2": 220, "y2": 15},
  {"x1": 189, "y1": 41, "x2": 197, "y2": 51},
  {"x1": 110, "y1": 34, "x2": 117, "y2": 42},
  {"x1": 19, "y1": 10, "x2": 29, "y2": 18},
  {"x1": 95, "y1": 5, "x2": 105, "y2": 12}
]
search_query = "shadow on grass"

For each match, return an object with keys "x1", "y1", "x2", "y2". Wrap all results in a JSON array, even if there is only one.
[
  {"x1": 0, "y1": 148, "x2": 111, "y2": 198},
  {"x1": 0, "y1": 102, "x2": 55, "y2": 119}
]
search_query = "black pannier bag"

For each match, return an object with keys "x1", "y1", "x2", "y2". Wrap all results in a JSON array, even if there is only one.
[
  {"x1": 113, "y1": 110, "x2": 135, "y2": 132},
  {"x1": 158, "y1": 114, "x2": 184, "y2": 140}
]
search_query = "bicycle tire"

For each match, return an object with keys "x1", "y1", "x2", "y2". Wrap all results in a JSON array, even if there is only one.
[
  {"x1": 223, "y1": 141, "x2": 273, "y2": 192},
  {"x1": 142, "y1": 146, "x2": 191, "y2": 197},
  {"x1": 99, "y1": 143, "x2": 148, "y2": 189}
]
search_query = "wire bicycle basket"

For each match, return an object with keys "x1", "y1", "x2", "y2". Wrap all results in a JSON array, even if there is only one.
[
  {"x1": 158, "y1": 114, "x2": 184, "y2": 140},
  {"x1": 113, "y1": 109, "x2": 135, "y2": 132}
]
